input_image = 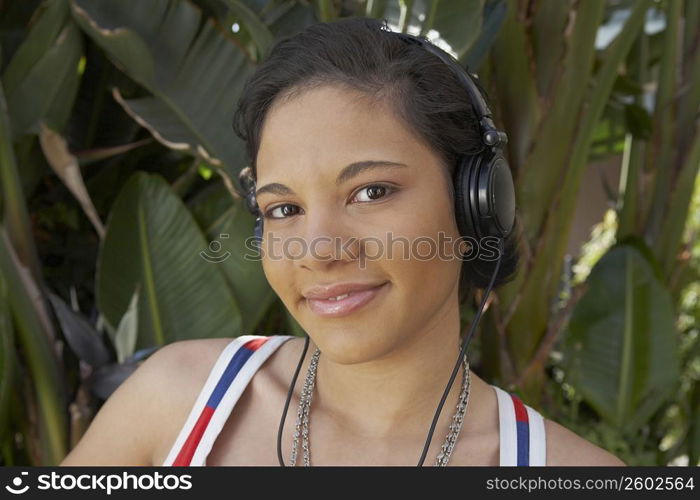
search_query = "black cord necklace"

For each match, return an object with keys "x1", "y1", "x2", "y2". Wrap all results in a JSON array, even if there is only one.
[{"x1": 276, "y1": 239, "x2": 504, "y2": 466}]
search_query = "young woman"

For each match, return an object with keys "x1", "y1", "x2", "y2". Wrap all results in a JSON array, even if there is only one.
[{"x1": 61, "y1": 17, "x2": 625, "y2": 467}]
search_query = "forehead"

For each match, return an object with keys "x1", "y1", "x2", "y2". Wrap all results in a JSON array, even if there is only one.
[{"x1": 256, "y1": 85, "x2": 438, "y2": 180}]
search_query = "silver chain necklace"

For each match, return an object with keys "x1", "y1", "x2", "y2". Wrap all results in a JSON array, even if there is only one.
[{"x1": 289, "y1": 347, "x2": 471, "y2": 466}]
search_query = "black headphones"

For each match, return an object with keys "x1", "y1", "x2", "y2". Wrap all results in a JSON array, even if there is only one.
[
  {"x1": 238, "y1": 30, "x2": 516, "y2": 467},
  {"x1": 240, "y1": 33, "x2": 515, "y2": 250}
]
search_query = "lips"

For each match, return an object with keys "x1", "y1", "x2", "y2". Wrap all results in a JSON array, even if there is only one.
[
  {"x1": 302, "y1": 281, "x2": 389, "y2": 300},
  {"x1": 303, "y1": 281, "x2": 389, "y2": 318}
]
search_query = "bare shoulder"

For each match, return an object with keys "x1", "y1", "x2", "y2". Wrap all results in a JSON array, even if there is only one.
[
  {"x1": 136, "y1": 337, "x2": 234, "y2": 409},
  {"x1": 260, "y1": 335, "x2": 308, "y2": 387},
  {"x1": 545, "y1": 418, "x2": 626, "y2": 466},
  {"x1": 60, "y1": 337, "x2": 233, "y2": 466},
  {"x1": 146, "y1": 337, "x2": 238, "y2": 463}
]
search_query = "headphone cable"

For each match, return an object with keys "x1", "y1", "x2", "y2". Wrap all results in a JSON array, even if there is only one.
[
  {"x1": 416, "y1": 237, "x2": 503, "y2": 466},
  {"x1": 277, "y1": 238, "x2": 504, "y2": 466},
  {"x1": 277, "y1": 333, "x2": 310, "y2": 466}
]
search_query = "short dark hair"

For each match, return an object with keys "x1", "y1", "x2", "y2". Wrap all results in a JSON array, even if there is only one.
[{"x1": 233, "y1": 16, "x2": 520, "y2": 302}]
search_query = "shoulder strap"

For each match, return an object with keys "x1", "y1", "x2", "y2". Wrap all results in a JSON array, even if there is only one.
[
  {"x1": 492, "y1": 384, "x2": 547, "y2": 466},
  {"x1": 163, "y1": 334, "x2": 295, "y2": 466}
]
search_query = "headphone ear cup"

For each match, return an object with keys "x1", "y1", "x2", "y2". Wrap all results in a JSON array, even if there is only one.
[
  {"x1": 253, "y1": 215, "x2": 263, "y2": 248},
  {"x1": 453, "y1": 155, "x2": 479, "y2": 242},
  {"x1": 474, "y1": 149, "x2": 516, "y2": 239}
]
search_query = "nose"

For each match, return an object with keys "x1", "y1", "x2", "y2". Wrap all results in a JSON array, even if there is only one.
[{"x1": 291, "y1": 207, "x2": 360, "y2": 270}]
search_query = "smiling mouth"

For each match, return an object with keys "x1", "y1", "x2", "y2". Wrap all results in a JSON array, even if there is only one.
[{"x1": 303, "y1": 282, "x2": 389, "y2": 318}]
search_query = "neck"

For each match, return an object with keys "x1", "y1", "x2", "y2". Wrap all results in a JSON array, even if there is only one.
[{"x1": 308, "y1": 296, "x2": 469, "y2": 442}]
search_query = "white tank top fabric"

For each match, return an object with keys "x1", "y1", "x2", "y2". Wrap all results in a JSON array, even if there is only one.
[{"x1": 162, "y1": 334, "x2": 546, "y2": 466}]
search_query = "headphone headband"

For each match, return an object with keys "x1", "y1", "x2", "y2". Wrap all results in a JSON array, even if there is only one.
[
  {"x1": 243, "y1": 28, "x2": 516, "y2": 246},
  {"x1": 393, "y1": 33, "x2": 508, "y2": 148}
]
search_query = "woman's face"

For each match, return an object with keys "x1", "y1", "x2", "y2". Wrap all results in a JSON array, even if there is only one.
[{"x1": 255, "y1": 84, "x2": 465, "y2": 364}]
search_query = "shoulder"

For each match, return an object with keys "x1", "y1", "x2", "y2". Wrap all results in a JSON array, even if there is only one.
[
  {"x1": 155, "y1": 336, "x2": 246, "y2": 374},
  {"x1": 147, "y1": 336, "x2": 281, "y2": 465},
  {"x1": 153, "y1": 337, "x2": 234, "y2": 371},
  {"x1": 60, "y1": 337, "x2": 232, "y2": 465},
  {"x1": 146, "y1": 337, "x2": 236, "y2": 410},
  {"x1": 154, "y1": 334, "x2": 297, "y2": 392},
  {"x1": 153, "y1": 334, "x2": 293, "y2": 377},
  {"x1": 544, "y1": 418, "x2": 626, "y2": 466},
  {"x1": 258, "y1": 335, "x2": 307, "y2": 387}
]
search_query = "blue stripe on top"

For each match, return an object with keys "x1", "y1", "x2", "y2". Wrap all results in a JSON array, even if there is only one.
[
  {"x1": 205, "y1": 344, "x2": 256, "y2": 409},
  {"x1": 516, "y1": 420, "x2": 530, "y2": 466}
]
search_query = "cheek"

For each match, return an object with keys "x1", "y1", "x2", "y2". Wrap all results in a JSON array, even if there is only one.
[
  {"x1": 364, "y1": 202, "x2": 460, "y2": 301},
  {"x1": 262, "y1": 255, "x2": 296, "y2": 305},
  {"x1": 380, "y1": 188, "x2": 462, "y2": 265}
]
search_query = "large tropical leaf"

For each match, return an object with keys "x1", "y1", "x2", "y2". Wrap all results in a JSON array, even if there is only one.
[
  {"x1": 2, "y1": 0, "x2": 82, "y2": 136},
  {"x1": 0, "y1": 75, "x2": 42, "y2": 281},
  {"x1": 71, "y1": 0, "x2": 255, "y2": 180},
  {"x1": 222, "y1": 0, "x2": 275, "y2": 60},
  {"x1": 0, "y1": 268, "x2": 14, "y2": 438},
  {"x1": 204, "y1": 199, "x2": 276, "y2": 334},
  {"x1": 0, "y1": 225, "x2": 66, "y2": 464},
  {"x1": 464, "y1": 0, "x2": 507, "y2": 69},
  {"x1": 96, "y1": 172, "x2": 242, "y2": 349},
  {"x1": 564, "y1": 241, "x2": 681, "y2": 433},
  {"x1": 187, "y1": 181, "x2": 275, "y2": 334}
]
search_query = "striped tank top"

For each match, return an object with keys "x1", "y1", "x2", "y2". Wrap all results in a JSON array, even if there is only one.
[{"x1": 162, "y1": 335, "x2": 547, "y2": 466}]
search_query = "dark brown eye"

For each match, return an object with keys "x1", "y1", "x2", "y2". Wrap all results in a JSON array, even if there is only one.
[
  {"x1": 265, "y1": 204, "x2": 300, "y2": 219},
  {"x1": 367, "y1": 186, "x2": 385, "y2": 199},
  {"x1": 265, "y1": 184, "x2": 396, "y2": 220},
  {"x1": 352, "y1": 184, "x2": 394, "y2": 203}
]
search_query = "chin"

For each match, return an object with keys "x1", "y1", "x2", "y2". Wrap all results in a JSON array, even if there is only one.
[{"x1": 309, "y1": 328, "x2": 402, "y2": 366}]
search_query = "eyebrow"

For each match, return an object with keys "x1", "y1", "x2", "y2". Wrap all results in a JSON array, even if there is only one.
[{"x1": 255, "y1": 160, "x2": 408, "y2": 198}]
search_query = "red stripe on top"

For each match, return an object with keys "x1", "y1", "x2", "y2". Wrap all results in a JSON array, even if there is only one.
[
  {"x1": 244, "y1": 337, "x2": 269, "y2": 352},
  {"x1": 510, "y1": 394, "x2": 529, "y2": 423},
  {"x1": 171, "y1": 405, "x2": 215, "y2": 466}
]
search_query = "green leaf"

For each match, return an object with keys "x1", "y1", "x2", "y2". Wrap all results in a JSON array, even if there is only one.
[
  {"x1": 222, "y1": 0, "x2": 274, "y2": 60},
  {"x1": 96, "y1": 172, "x2": 243, "y2": 349},
  {"x1": 264, "y1": 1, "x2": 316, "y2": 40},
  {"x1": 505, "y1": 0, "x2": 651, "y2": 373},
  {"x1": 430, "y1": 0, "x2": 484, "y2": 59},
  {"x1": 3, "y1": 0, "x2": 83, "y2": 136},
  {"x1": 531, "y1": 0, "x2": 570, "y2": 98},
  {"x1": 2, "y1": 0, "x2": 70, "y2": 95},
  {"x1": 113, "y1": 287, "x2": 139, "y2": 364},
  {"x1": 187, "y1": 180, "x2": 276, "y2": 334},
  {"x1": 71, "y1": 0, "x2": 255, "y2": 180},
  {"x1": 564, "y1": 242, "x2": 681, "y2": 433},
  {"x1": 203, "y1": 199, "x2": 276, "y2": 334},
  {"x1": 384, "y1": 0, "x2": 484, "y2": 59},
  {"x1": 0, "y1": 225, "x2": 67, "y2": 464},
  {"x1": 0, "y1": 81, "x2": 43, "y2": 290},
  {"x1": 0, "y1": 267, "x2": 14, "y2": 437},
  {"x1": 464, "y1": 0, "x2": 507, "y2": 69}
]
